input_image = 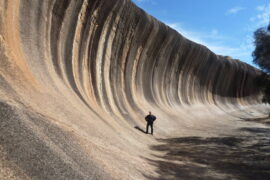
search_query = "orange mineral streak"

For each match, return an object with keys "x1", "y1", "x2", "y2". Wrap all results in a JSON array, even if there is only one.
[{"x1": 2, "y1": 0, "x2": 38, "y2": 90}]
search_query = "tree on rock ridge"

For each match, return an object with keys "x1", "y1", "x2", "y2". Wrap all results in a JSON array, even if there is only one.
[{"x1": 253, "y1": 21, "x2": 270, "y2": 103}]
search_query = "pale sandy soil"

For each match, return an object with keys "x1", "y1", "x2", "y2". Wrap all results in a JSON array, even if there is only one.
[{"x1": 1, "y1": 99, "x2": 269, "y2": 180}]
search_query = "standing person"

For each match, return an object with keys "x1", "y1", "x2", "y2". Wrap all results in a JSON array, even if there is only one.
[{"x1": 145, "y1": 111, "x2": 156, "y2": 135}]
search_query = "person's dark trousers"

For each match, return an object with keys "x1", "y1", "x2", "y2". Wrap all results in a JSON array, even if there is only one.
[{"x1": 146, "y1": 122, "x2": 153, "y2": 134}]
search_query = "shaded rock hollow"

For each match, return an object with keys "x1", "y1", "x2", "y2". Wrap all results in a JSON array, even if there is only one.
[{"x1": 0, "y1": 0, "x2": 267, "y2": 179}]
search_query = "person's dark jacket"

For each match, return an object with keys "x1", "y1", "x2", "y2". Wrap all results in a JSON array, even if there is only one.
[{"x1": 145, "y1": 115, "x2": 156, "y2": 124}]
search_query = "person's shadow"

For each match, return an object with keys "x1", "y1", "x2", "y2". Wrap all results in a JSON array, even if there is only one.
[{"x1": 134, "y1": 126, "x2": 146, "y2": 134}]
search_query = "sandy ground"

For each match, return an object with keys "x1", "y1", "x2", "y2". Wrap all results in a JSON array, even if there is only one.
[
  {"x1": 1, "y1": 98, "x2": 269, "y2": 180},
  {"x1": 145, "y1": 121, "x2": 270, "y2": 180}
]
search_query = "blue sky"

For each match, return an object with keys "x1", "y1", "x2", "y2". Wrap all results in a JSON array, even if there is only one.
[{"x1": 132, "y1": 0, "x2": 270, "y2": 67}]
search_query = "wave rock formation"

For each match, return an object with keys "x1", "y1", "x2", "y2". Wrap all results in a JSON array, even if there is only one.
[{"x1": 0, "y1": 0, "x2": 266, "y2": 179}]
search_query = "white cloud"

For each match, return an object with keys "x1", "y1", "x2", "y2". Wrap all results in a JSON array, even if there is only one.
[
  {"x1": 168, "y1": 23, "x2": 205, "y2": 44},
  {"x1": 168, "y1": 23, "x2": 223, "y2": 42},
  {"x1": 211, "y1": 29, "x2": 218, "y2": 36},
  {"x1": 226, "y1": 7, "x2": 245, "y2": 15},
  {"x1": 165, "y1": 22, "x2": 251, "y2": 61},
  {"x1": 250, "y1": 4, "x2": 270, "y2": 27},
  {"x1": 256, "y1": 5, "x2": 265, "y2": 11}
]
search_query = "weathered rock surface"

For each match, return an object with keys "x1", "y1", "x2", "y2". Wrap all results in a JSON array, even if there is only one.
[{"x1": 0, "y1": 0, "x2": 269, "y2": 179}]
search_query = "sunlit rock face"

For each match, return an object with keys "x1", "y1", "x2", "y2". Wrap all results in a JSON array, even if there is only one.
[{"x1": 0, "y1": 0, "x2": 263, "y2": 179}]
